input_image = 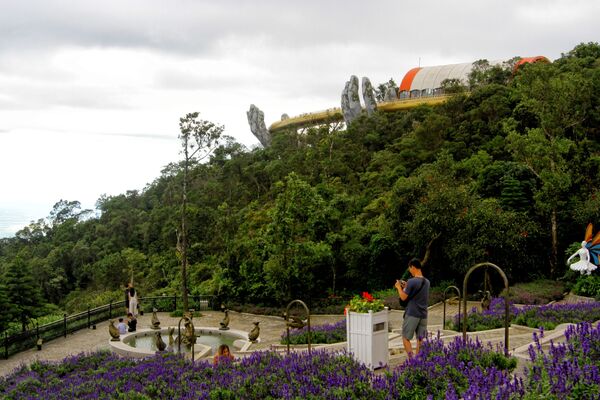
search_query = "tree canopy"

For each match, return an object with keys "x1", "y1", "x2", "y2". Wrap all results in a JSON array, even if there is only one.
[{"x1": 1, "y1": 43, "x2": 600, "y2": 320}]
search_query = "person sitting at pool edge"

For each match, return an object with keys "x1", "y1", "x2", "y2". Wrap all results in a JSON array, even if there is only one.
[
  {"x1": 127, "y1": 312, "x2": 137, "y2": 332},
  {"x1": 117, "y1": 317, "x2": 128, "y2": 335}
]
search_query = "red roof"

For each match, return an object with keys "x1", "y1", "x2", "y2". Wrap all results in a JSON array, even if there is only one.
[
  {"x1": 514, "y1": 56, "x2": 550, "y2": 70},
  {"x1": 399, "y1": 67, "x2": 422, "y2": 92}
]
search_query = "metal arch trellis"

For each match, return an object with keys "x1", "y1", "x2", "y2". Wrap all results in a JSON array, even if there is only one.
[
  {"x1": 462, "y1": 262, "x2": 510, "y2": 355},
  {"x1": 284, "y1": 299, "x2": 311, "y2": 355},
  {"x1": 442, "y1": 285, "x2": 461, "y2": 330}
]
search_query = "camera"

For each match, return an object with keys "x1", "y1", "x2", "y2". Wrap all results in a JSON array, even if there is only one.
[{"x1": 396, "y1": 279, "x2": 406, "y2": 288}]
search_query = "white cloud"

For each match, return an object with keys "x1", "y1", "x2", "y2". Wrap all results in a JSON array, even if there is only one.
[{"x1": 0, "y1": 0, "x2": 598, "y2": 237}]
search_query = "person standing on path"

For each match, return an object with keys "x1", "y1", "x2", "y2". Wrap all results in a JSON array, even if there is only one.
[
  {"x1": 124, "y1": 283, "x2": 130, "y2": 314},
  {"x1": 395, "y1": 258, "x2": 430, "y2": 357},
  {"x1": 128, "y1": 284, "x2": 138, "y2": 317}
]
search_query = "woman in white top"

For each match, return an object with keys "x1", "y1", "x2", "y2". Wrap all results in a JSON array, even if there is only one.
[{"x1": 128, "y1": 285, "x2": 138, "y2": 317}]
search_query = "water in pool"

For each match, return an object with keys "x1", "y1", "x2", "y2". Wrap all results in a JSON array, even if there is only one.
[{"x1": 127, "y1": 333, "x2": 235, "y2": 353}]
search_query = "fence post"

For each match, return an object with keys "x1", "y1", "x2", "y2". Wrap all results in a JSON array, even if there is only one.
[
  {"x1": 87, "y1": 307, "x2": 91, "y2": 329},
  {"x1": 4, "y1": 331, "x2": 7, "y2": 359},
  {"x1": 109, "y1": 302, "x2": 112, "y2": 319},
  {"x1": 63, "y1": 314, "x2": 67, "y2": 338},
  {"x1": 174, "y1": 296, "x2": 177, "y2": 311}
]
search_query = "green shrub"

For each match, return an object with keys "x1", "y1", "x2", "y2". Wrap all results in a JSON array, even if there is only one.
[
  {"x1": 62, "y1": 289, "x2": 123, "y2": 313},
  {"x1": 573, "y1": 275, "x2": 600, "y2": 299}
]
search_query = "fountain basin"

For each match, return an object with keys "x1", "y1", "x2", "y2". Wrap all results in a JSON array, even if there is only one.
[{"x1": 109, "y1": 327, "x2": 252, "y2": 358}]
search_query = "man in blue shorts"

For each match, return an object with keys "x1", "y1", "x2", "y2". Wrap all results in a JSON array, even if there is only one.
[{"x1": 395, "y1": 258, "x2": 430, "y2": 357}]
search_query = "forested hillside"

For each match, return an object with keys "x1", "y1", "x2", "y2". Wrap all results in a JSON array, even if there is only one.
[{"x1": 1, "y1": 43, "x2": 599, "y2": 330}]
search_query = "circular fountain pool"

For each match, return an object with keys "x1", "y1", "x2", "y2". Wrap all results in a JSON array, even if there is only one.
[{"x1": 109, "y1": 327, "x2": 252, "y2": 359}]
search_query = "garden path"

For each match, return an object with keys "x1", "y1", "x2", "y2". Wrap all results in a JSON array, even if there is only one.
[
  {"x1": 0, "y1": 311, "x2": 344, "y2": 377},
  {"x1": 0, "y1": 301, "x2": 574, "y2": 378}
]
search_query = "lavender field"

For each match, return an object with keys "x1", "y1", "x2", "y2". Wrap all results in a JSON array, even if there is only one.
[{"x1": 1, "y1": 321, "x2": 598, "y2": 399}]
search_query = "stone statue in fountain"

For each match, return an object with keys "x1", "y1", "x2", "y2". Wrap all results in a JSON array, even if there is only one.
[
  {"x1": 247, "y1": 104, "x2": 272, "y2": 147},
  {"x1": 151, "y1": 308, "x2": 160, "y2": 330},
  {"x1": 181, "y1": 316, "x2": 197, "y2": 347},
  {"x1": 108, "y1": 320, "x2": 120, "y2": 341},
  {"x1": 248, "y1": 321, "x2": 260, "y2": 342},
  {"x1": 166, "y1": 327, "x2": 175, "y2": 352},
  {"x1": 219, "y1": 309, "x2": 230, "y2": 331},
  {"x1": 155, "y1": 331, "x2": 167, "y2": 352}
]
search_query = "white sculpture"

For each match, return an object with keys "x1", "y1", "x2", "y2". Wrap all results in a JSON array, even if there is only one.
[{"x1": 567, "y1": 223, "x2": 599, "y2": 275}]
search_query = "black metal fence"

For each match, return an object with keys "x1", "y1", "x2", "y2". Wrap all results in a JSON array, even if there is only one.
[{"x1": 2, "y1": 295, "x2": 216, "y2": 359}]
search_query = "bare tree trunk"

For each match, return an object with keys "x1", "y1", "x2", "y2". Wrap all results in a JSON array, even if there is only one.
[
  {"x1": 331, "y1": 265, "x2": 336, "y2": 296},
  {"x1": 420, "y1": 233, "x2": 440, "y2": 268},
  {"x1": 180, "y1": 145, "x2": 190, "y2": 312},
  {"x1": 550, "y1": 209, "x2": 558, "y2": 278}
]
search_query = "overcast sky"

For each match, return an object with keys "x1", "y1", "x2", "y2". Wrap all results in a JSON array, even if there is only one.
[{"x1": 1, "y1": 0, "x2": 599, "y2": 237}]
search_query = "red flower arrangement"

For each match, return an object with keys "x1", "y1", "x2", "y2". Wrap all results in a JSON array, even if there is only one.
[{"x1": 346, "y1": 291, "x2": 384, "y2": 313}]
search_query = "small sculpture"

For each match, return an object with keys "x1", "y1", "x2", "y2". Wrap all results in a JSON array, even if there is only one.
[
  {"x1": 155, "y1": 331, "x2": 167, "y2": 352},
  {"x1": 286, "y1": 315, "x2": 306, "y2": 330},
  {"x1": 181, "y1": 316, "x2": 197, "y2": 347},
  {"x1": 166, "y1": 327, "x2": 175, "y2": 352},
  {"x1": 108, "y1": 320, "x2": 120, "y2": 341},
  {"x1": 567, "y1": 223, "x2": 600, "y2": 275},
  {"x1": 219, "y1": 309, "x2": 230, "y2": 331},
  {"x1": 248, "y1": 321, "x2": 260, "y2": 342},
  {"x1": 151, "y1": 308, "x2": 160, "y2": 330},
  {"x1": 480, "y1": 290, "x2": 491, "y2": 311}
]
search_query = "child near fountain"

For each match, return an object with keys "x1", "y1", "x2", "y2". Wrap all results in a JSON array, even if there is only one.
[
  {"x1": 117, "y1": 317, "x2": 128, "y2": 335},
  {"x1": 213, "y1": 344, "x2": 234, "y2": 365}
]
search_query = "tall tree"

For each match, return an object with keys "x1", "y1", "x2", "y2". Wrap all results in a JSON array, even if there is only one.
[
  {"x1": 5, "y1": 257, "x2": 44, "y2": 331},
  {"x1": 264, "y1": 173, "x2": 333, "y2": 302},
  {"x1": 507, "y1": 60, "x2": 592, "y2": 276},
  {"x1": 0, "y1": 283, "x2": 12, "y2": 333},
  {"x1": 178, "y1": 112, "x2": 224, "y2": 311}
]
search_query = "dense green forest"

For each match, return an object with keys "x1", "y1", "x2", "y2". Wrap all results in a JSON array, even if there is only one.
[{"x1": 1, "y1": 43, "x2": 599, "y2": 331}]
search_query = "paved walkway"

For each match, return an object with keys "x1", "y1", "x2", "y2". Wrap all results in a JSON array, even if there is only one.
[{"x1": 0, "y1": 301, "x2": 580, "y2": 378}]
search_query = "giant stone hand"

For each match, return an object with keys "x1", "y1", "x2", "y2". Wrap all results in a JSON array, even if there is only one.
[
  {"x1": 341, "y1": 75, "x2": 362, "y2": 125},
  {"x1": 247, "y1": 104, "x2": 272, "y2": 147},
  {"x1": 362, "y1": 77, "x2": 377, "y2": 115}
]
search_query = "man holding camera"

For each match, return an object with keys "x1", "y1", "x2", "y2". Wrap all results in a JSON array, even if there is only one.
[{"x1": 394, "y1": 258, "x2": 430, "y2": 357}]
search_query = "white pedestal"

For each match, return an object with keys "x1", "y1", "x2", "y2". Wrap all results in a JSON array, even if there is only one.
[{"x1": 346, "y1": 307, "x2": 389, "y2": 370}]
